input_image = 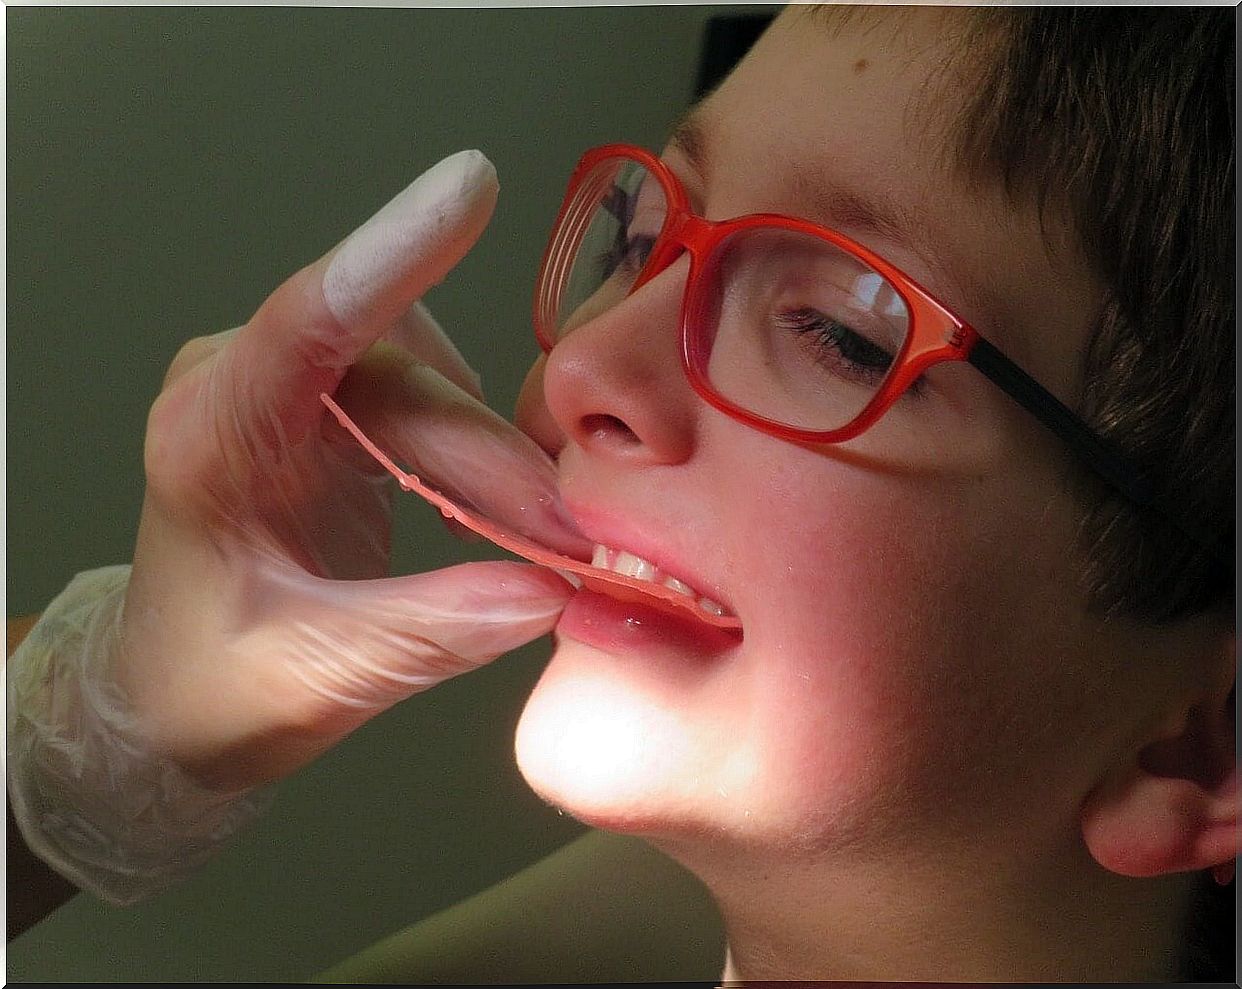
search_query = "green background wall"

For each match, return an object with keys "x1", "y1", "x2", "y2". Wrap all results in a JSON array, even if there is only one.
[{"x1": 5, "y1": 6, "x2": 767, "y2": 980}]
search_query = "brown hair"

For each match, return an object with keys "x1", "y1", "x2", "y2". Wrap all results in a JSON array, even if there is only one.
[
  {"x1": 952, "y1": 12, "x2": 1235, "y2": 980},
  {"x1": 952, "y1": 8, "x2": 1234, "y2": 626}
]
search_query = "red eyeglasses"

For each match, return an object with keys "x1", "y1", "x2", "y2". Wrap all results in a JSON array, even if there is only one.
[{"x1": 533, "y1": 143, "x2": 1227, "y2": 567}]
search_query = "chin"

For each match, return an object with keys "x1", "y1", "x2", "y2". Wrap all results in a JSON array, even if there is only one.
[{"x1": 513, "y1": 641, "x2": 731, "y2": 836}]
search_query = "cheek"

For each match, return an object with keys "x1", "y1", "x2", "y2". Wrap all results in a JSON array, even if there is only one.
[
  {"x1": 730, "y1": 442, "x2": 959, "y2": 674},
  {"x1": 724, "y1": 464, "x2": 942, "y2": 790},
  {"x1": 715, "y1": 443, "x2": 1061, "y2": 831},
  {"x1": 735, "y1": 445, "x2": 1138, "y2": 852}
]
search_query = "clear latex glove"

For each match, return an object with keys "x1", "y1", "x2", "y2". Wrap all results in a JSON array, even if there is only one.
[
  {"x1": 7, "y1": 564, "x2": 275, "y2": 906},
  {"x1": 6, "y1": 151, "x2": 586, "y2": 902}
]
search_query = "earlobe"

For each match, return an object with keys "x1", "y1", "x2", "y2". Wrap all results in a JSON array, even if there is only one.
[{"x1": 1080, "y1": 668, "x2": 1237, "y2": 880}]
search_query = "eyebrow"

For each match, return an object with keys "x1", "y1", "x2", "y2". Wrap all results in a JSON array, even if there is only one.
[{"x1": 670, "y1": 108, "x2": 941, "y2": 266}]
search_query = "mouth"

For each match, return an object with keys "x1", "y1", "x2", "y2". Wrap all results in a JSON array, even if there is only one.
[
  {"x1": 321, "y1": 394, "x2": 743, "y2": 632},
  {"x1": 585, "y1": 544, "x2": 735, "y2": 620}
]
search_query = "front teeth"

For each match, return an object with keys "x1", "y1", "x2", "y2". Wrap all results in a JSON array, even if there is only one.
[
  {"x1": 663, "y1": 576, "x2": 693, "y2": 597},
  {"x1": 590, "y1": 544, "x2": 733, "y2": 618},
  {"x1": 613, "y1": 550, "x2": 656, "y2": 581}
]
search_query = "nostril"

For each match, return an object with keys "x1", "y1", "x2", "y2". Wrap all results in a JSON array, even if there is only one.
[{"x1": 581, "y1": 413, "x2": 641, "y2": 446}]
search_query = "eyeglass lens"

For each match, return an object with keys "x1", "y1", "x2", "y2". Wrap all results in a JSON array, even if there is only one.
[{"x1": 551, "y1": 156, "x2": 912, "y2": 432}]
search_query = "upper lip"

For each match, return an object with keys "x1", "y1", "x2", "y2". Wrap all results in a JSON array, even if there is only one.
[{"x1": 563, "y1": 499, "x2": 737, "y2": 617}]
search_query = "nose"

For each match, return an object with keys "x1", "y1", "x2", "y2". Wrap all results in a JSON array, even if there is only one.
[{"x1": 528, "y1": 256, "x2": 700, "y2": 467}]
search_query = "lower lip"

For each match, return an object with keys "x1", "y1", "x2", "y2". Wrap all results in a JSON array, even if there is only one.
[{"x1": 556, "y1": 587, "x2": 742, "y2": 656}]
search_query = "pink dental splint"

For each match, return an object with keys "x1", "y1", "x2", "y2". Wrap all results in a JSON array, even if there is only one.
[{"x1": 321, "y1": 393, "x2": 743, "y2": 632}]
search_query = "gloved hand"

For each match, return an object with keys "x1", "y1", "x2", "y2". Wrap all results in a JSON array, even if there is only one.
[{"x1": 6, "y1": 150, "x2": 587, "y2": 904}]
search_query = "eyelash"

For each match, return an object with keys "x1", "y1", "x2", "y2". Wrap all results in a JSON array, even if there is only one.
[{"x1": 776, "y1": 306, "x2": 922, "y2": 396}]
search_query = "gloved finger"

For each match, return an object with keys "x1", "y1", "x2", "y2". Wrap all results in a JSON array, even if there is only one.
[
  {"x1": 160, "y1": 327, "x2": 242, "y2": 389},
  {"x1": 226, "y1": 150, "x2": 498, "y2": 445},
  {"x1": 269, "y1": 560, "x2": 574, "y2": 711},
  {"x1": 367, "y1": 301, "x2": 488, "y2": 542},
  {"x1": 333, "y1": 343, "x2": 592, "y2": 561},
  {"x1": 383, "y1": 301, "x2": 484, "y2": 403}
]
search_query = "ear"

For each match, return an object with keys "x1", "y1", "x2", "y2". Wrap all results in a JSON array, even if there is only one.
[{"x1": 1080, "y1": 631, "x2": 1236, "y2": 880}]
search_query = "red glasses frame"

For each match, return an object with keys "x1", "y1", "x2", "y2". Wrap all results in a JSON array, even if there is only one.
[
  {"x1": 534, "y1": 144, "x2": 977, "y2": 445},
  {"x1": 533, "y1": 143, "x2": 1228, "y2": 566}
]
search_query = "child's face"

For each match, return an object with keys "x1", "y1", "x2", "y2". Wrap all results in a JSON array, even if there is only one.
[{"x1": 512, "y1": 8, "x2": 1162, "y2": 874}]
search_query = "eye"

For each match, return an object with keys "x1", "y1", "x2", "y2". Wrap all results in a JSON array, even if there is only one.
[{"x1": 774, "y1": 306, "x2": 909, "y2": 390}]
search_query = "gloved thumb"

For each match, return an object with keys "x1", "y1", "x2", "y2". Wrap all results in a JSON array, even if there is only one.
[{"x1": 252, "y1": 558, "x2": 574, "y2": 715}]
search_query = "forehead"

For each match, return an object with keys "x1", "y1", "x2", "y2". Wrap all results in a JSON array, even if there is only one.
[{"x1": 683, "y1": 6, "x2": 1101, "y2": 401}]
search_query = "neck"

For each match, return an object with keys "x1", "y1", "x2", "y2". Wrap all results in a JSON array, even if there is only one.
[{"x1": 661, "y1": 833, "x2": 1195, "y2": 983}]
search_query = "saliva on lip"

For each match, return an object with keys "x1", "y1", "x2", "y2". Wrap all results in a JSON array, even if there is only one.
[{"x1": 320, "y1": 393, "x2": 743, "y2": 632}]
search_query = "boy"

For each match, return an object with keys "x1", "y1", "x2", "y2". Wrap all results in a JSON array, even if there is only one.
[{"x1": 9, "y1": 6, "x2": 1233, "y2": 980}]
